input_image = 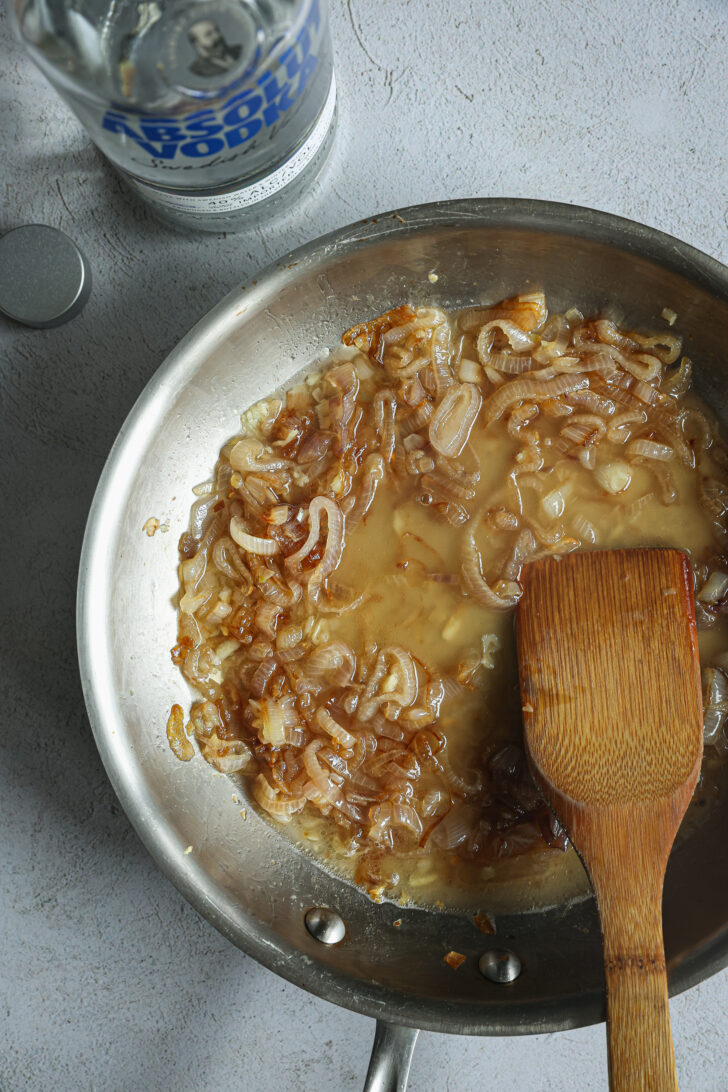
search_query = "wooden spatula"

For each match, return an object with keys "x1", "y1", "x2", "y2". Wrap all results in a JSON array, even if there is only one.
[{"x1": 516, "y1": 548, "x2": 704, "y2": 1092}]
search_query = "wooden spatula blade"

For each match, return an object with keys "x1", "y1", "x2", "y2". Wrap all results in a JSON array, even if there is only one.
[
  {"x1": 518, "y1": 548, "x2": 703, "y2": 808},
  {"x1": 516, "y1": 548, "x2": 704, "y2": 1092}
]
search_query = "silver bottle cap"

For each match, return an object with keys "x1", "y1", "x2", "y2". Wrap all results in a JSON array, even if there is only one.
[{"x1": 0, "y1": 225, "x2": 91, "y2": 328}]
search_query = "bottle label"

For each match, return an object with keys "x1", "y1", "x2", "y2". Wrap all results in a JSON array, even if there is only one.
[
  {"x1": 100, "y1": 0, "x2": 326, "y2": 170},
  {"x1": 129, "y1": 75, "x2": 335, "y2": 213}
]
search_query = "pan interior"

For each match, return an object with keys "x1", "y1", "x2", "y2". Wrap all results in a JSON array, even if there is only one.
[{"x1": 78, "y1": 200, "x2": 728, "y2": 1035}]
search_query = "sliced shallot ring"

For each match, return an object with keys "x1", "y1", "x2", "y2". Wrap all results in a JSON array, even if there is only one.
[
  {"x1": 429, "y1": 383, "x2": 482, "y2": 457},
  {"x1": 476, "y1": 320, "x2": 538, "y2": 361},
  {"x1": 346, "y1": 453, "x2": 385, "y2": 529},
  {"x1": 626, "y1": 439, "x2": 674, "y2": 462},
  {"x1": 461, "y1": 517, "x2": 522, "y2": 609},
  {"x1": 482, "y1": 374, "x2": 589, "y2": 426},
  {"x1": 253, "y1": 774, "x2": 305, "y2": 819},
  {"x1": 374, "y1": 389, "x2": 397, "y2": 462},
  {"x1": 230, "y1": 515, "x2": 279, "y2": 556},
  {"x1": 316, "y1": 707, "x2": 356, "y2": 749},
  {"x1": 285, "y1": 497, "x2": 345, "y2": 602}
]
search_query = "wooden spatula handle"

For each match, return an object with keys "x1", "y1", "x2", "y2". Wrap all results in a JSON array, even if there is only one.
[
  {"x1": 583, "y1": 807, "x2": 679, "y2": 1092},
  {"x1": 602, "y1": 942, "x2": 676, "y2": 1092}
]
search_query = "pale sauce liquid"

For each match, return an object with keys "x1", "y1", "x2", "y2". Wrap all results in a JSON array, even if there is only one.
[{"x1": 288, "y1": 391, "x2": 728, "y2": 913}]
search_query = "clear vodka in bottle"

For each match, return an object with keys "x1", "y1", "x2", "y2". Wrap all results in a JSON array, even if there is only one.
[{"x1": 12, "y1": 0, "x2": 336, "y2": 231}]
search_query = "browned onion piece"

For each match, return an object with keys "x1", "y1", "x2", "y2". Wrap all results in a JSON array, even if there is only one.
[
  {"x1": 316, "y1": 707, "x2": 356, "y2": 749},
  {"x1": 370, "y1": 801, "x2": 423, "y2": 840},
  {"x1": 626, "y1": 439, "x2": 674, "y2": 461},
  {"x1": 460, "y1": 292, "x2": 547, "y2": 334},
  {"x1": 434, "y1": 750, "x2": 483, "y2": 796},
  {"x1": 402, "y1": 373, "x2": 426, "y2": 406},
  {"x1": 642, "y1": 460, "x2": 679, "y2": 505},
  {"x1": 307, "y1": 641, "x2": 357, "y2": 686},
  {"x1": 606, "y1": 408, "x2": 648, "y2": 444},
  {"x1": 358, "y1": 648, "x2": 419, "y2": 722},
  {"x1": 681, "y1": 407, "x2": 715, "y2": 453},
  {"x1": 342, "y1": 305, "x2": 417, "y2": 357},
  {"x1": 230, "y1": 515, "x2": 280, "y2": 556},
  {"x1": 461, "y1": 518, "x2": 522, "y2": 609},
  {"x1": 346, "y1": 453, "x2": 385, "y2": 529},
  {"x1": 381, "y1": 648, "x2": 419, "y2": 707},
  {"x1": 430, "y1": 319, "x2": 455, "y2": 397},
  {"x1": 230, "y1": 437, "x2": 289, "y2": 473},
  {"x1": 303, "y1": 739, "x2": 342, "y2": 801},
  {"x1": 327, "y1": 361, "x2": 360, "y2": 454},
  {"x1": 623, "y1": 353, "x2": 663, "y2": 382},
  {"x1": 189, "y1": 493, "x2": 219, "y2": 541},
  {"x1": 202, "y1": 735, "x2": 251, "y2": 774},
  {"x1": 253, "y1": 774, "x2": 305, "y2": 820},
  {"x1": 631, "y1": 330, "x2": 682, "y2": 364},
  {"x1": 476, "y1": 320, "x2": 538, "y2": 362},
  {"x1": 250, "y1": 695, "x2": 298, "y2": 745},
  {"x1": 484, "y1": 352, "x2": 534, "y2": 375},
  {"x1": 285, "y1": 496, "x2": 344, "y2": 602},
  {"x1": 501, "y1": 528, "x2": 538, "y2": 581},
  {"x1": 297, "y1": 431, "x2": 333, "y2": 464},
  {"x1": 506, "y1": 402, "x2": 539, "y2": 435},
  {"x1": 564, "y1": 388, "x2": 616, "y2": 416},
  {"x1": 430, "y1": 803, "x2": 478, "y2": 848},
  {"x1": 374, "y1": 389, "x2": 396, "y2": 461},
  {"x1": 251, "y1": 561, "x2": 302, "y2": 607},
  {"x1": 212, "y1": 536, "x2": 251, "y2": 583},
  {"x1": 560, "y1": 415, "x2": 606, "y2": 447},
  {"x1": 532, "y1": 314, "x2": 571, "y2": 362},
  {"x1": 251, "y1": 656, "x2": 278, "y2": 698},
  {"x1": 420, "y1": 471, "x2": 476, "y2": 504},
  {"x1": 429, "y1": 383, "x2": 482, "y2": 457},
  {"x1": 482, "y1": 374, "x2": 589, "y2": 425},
  {"x1": 698, "y1": 571, "x2": 728, "y2": 607},
  {"x1": 662, "y1": 356, "x2": 692, "y2": 397},
  {"x1": 702, "y1": 666, "x2": 728, "y2": 744},
  {"x1": 572, "y1": 349, "x2": 621, "y2": 383},
  {"x1": 166, "y1": 704, "x2": 193, "y2": 762},
  {"x1": 436, "y1": 445, "x2": 480, "y2": 485},
  {"x1": 255, "y1": 601, "x2": 282, "y2": 638},
  {"x1": 276, "y1": 621, "x2": 304, "y2": 652},
  {"x1": 303, "y1": 741, "x2": 363, "y2": 822}
]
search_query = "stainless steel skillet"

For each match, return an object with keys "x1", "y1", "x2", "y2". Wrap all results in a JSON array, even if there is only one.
[{"x1": 77, "y1": 198, "x2": 728, "y2": 1090}]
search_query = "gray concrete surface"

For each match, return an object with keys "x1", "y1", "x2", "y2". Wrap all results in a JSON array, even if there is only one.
[{"x1": 2, "y1": 0, "x2": 728, "y2": 1088}]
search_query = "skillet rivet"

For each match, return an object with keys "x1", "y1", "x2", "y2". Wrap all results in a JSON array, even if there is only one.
[
  {"x1": 479, "y1": 949, "x2": 522, "y2": 984},
  {"x1": 304, "y1": 907, "x2": 346, "y2": 945}
]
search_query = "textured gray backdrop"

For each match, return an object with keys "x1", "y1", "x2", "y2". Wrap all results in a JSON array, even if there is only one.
[{"x1": 2, "y1": 0, "x2": 728, "y2": 1088}]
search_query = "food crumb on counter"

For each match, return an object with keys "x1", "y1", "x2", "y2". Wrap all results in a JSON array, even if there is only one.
[
  {"x1": 240, "y1": 809, "x2": 247, "y2": 820},
  {"x1": 160, "y1": 520, "x2": 170, "y2": 533},
  {"x1": 143, "y1": 516, "x2": 160, "y2": 537},
  {"x1": 661, "y1": 307, "x2": 678, "y2": 325},
  {"x1": 393, "y1": 919, "x2": 402, "y2": 928},
  {"x1": 428, "y1": 272, "x2": 439, "y2": 283},
  {"x1": 444, "y1": 950, "x2": 466, "y2": 970},
  {"x1": 473, "y1": 911, "x2": 496, "y2": 935},
  {"x1": 184, "y1": 845, "x2": 193, "y2": 855}
]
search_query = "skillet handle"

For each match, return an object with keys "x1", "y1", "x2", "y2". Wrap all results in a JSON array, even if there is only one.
[{"x1": 362, "y1": 1020, "x2": 419, "y2": 1092}]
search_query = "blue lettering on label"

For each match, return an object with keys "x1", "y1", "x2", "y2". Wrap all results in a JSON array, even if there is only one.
[
  {"x1": 101, "y1": 0, "x2": 321, "y2": 162},
  {"x1": 224, "y1": 119, "x2": 263, "y2": 148}
]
